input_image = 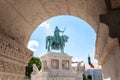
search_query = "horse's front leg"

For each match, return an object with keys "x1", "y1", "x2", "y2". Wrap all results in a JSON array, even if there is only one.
[
  {"x1": 48, "y1": 42, "x2": 50, "y2": 52},
  {"x1": 48, "y1": 40, "x2": 52, "y2": 52},
  {"x1": 46, "y1": 43, "x2": 50, "y2": 52}
]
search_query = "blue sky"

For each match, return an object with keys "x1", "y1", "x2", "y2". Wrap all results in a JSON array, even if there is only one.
[{"x1": 27, "y1": 15, "x2": 97, "y2": 63}]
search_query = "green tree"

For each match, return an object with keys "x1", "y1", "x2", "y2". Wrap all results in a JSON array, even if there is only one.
[
  {"x1": 83, "y1": 74, "x2": 87, "y2": 80},
  {"x1": 87, "y1": 74, "x2": 92, "y2": 80},
  {"x1": 25, "y1": 57, "x2": 41, "y2": 77}
]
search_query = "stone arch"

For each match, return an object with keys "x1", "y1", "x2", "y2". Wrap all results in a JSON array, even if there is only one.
[
  {"x1": 28, "y1": 15, "x2": 97, "y2": 60},
  {"x1": 0, "y1": 0, "x2": 120, "y2": 80},
  {"x1": 0, "y1": 0, "x2": 106, "y2": 46}
]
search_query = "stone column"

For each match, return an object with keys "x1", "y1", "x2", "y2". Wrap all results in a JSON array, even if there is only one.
[
  {"x1": 48, "y1": 56, "x2": 51, "y2": 70},
  {"x1": 59, "y1": 59, "x2": 62, "y2": 70},
  {"x1": 95, "y1": 23, "x2": 120, "y2": 80},
  {"x1": 69, "y1": 57, "x2": 72, "y2": 70}
]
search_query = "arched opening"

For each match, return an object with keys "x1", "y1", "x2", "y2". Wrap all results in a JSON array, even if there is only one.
[
  {"x1": 28, "y1": 15, "x2": 97, "y2": 63},
  {"x1": 26, "y1": 15, "x2": 105, "y2": 79},
  {"x1": 26, "y1": 15, "x2": 102, "y2": 79}
]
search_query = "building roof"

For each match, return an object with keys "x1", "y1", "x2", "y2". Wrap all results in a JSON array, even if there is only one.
[{"x1": 85, "y1": 63, "x2": 101, "y2": 69}]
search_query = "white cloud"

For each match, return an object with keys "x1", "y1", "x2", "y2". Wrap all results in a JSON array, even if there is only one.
[
  {"x1": 27, "y1": 40, "x2": 39, "y2": 52},
  {"x1": 72, "y1": 57, "x2": 83, "y2": 62},
  {"x1": 39, "y1": 21, "x2": 50, "y2": 28}
]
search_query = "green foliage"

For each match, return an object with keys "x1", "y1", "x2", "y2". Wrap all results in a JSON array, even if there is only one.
[
  {"x1": 25, "y1": 57, "x2": 41, "y2": 77},
  {"x1": 83, "y1": 74, "x2": 87, "y2": 80},
  {"x1": 83, "y1": 74, "x2": 92, "y2": 80},
  {"x1": 87, "y1": 74, "x2": 92, "y2": 80}
]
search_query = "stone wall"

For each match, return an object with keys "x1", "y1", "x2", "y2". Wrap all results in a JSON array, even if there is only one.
[{"x1": 0, "y1": 33, "x2": 33, "y2": 80}]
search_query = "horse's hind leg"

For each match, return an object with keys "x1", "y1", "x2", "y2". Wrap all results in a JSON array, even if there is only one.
[
  {"x1": 48, "y1": 45, "x2": 50, "y2": 52},
  {"x1": 61, "y1": 47, "x2": 64, "y2": 53}
]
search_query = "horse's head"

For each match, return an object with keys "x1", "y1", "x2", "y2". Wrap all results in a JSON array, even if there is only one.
[
  {"x1": 46, "y1": 35, "x2": 53, "y2": 50},
  {"x1": 61, "y1": 35, "x2": 69, "y2": 42},
  {"x1": 47, "y1": 36, "x2": 52, "y2": 40}
]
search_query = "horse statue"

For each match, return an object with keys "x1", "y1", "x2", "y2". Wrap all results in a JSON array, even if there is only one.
[{"x1": 46, "y1": 35, "x2": 68, "y2": 53}]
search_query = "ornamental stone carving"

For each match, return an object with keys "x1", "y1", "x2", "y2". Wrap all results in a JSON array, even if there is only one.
[{"x1": 0, "y1": 33, "x2": 33, "y2": 80}]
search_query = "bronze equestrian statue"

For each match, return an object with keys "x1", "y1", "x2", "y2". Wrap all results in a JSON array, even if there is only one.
[{"x1": 46, "y1": 26, "x2": 69, "y2": 53}]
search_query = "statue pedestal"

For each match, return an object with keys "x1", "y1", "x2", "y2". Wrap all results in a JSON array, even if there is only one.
[{"x1": 31, "y1": 52, "x2": 77, "y2": 80}]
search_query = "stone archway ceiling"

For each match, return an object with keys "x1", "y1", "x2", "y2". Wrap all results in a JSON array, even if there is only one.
[
  {"x1": 100, "y1": 0, "x2": 120, "y2": 44},
  {"x1": 104, "y1": 0, "x2": 120, "y2": 10},
  {"x1": 0, "y1": 0, "x2": 106, "y2": 46},
  {"x1": 110, "y1": 0, "x2": 120, "y2": 9}
]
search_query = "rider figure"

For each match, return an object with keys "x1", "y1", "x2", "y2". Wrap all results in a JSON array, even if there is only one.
[{"x1": 54, "y1": 26, "x2": 64, "y2": 43}]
